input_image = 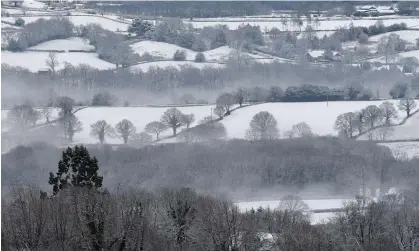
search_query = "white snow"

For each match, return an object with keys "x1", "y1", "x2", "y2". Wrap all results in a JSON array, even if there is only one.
[
  {"x1": 130, "y1": 61, "x2": 225, "y2": 72},
  {"x1": 369, "y1": 30, "x2": 419, "y2": 44},
  {"x1": 22, "y1": 0, "x2": 46, "y2": 9},
  {"x1": 221, "y1": 100, "x2": 402, "y2": 139},
  {"x1": 1, "y1": 51, "x2": 115, "y2": 72},
  {"x1": 72, "y1": 106, "x2": 216, "y2": 144},
  {"x1": 379, "y1": 142, "x2": 419, "y2": 159},
  {"x1": 2, "y1": 15, "x2": 129, "y2": 32},
  {"x1": 28, "y1": 37, "x2": 94, "y2": 51},
  {"x1": 1, "y1": 23, "x2": 22, "y2": 29},
  {"x1": 130, "y1": 41, "x2": 236, "y2": 62}
]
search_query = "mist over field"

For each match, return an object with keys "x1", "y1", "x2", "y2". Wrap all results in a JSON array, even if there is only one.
[{"x1": 2, "y1": 1, "x2": 419, "y2": 250}]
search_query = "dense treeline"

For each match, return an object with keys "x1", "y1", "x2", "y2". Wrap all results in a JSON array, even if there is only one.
[
  {"x1": 7, "y1": 17, "x2": 75, "y2": 52},
  {"x1": 2, "y1": 138, "x2": 418, "y2": 197},
  {"x1": 3, "y1": 183, "x2": 419, "y2": 251},
  {"x1": 2, "y1": 58, "x2": 411, "y2": 107},
  {"x1": 2, "y1": 141, "x2": 419, "y2": 251}
]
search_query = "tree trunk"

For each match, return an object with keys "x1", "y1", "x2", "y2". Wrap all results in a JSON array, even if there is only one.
[
  {"x1": 123, "y1": 136, "x2": 128, "y2": 145},
  {"x1": 173, "y1": 127, "x2": 177, "y2": 135}
]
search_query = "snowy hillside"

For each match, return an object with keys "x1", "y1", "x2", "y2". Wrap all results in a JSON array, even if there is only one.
[
  {"x1": 1, "y1": 108, "x2": 61, "y2": 133},
  {"x1": 72, "y1": 106, "x2": 216, "y2": 144},
  {"x1": 2, "y1": 51, "x2": 115, "y2": 72},
  {"x1": 220, "y1": 100, "x2": 403, "y2": 139},
  {"x1": 2, "y1": 16, "x2": 129, "y2": 32},
  {"x1": 130, "y1": 41, "x2": 264, "y2": 62},
  {"x1": 28, "y1": 37, "x2": 94, "y2": 51}
]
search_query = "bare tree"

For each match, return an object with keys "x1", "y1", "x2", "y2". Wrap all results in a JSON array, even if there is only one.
[
  {"x1": 41, "y1": 108, "x2": 52, "y2": 123},
  {"x1": 354, "y1": 109, "x2": 367, "y2": 135},
  {"x1": 6, "y1": 104, "x2": 35, "y2": 131},
  {"x1": 160, "y1": 108, "x2": 184, "y2": 135},
  {"x1": 283, "y1": 130, "x2": 295, "y2": 139},
  {"x1": 278, "y1": 195, "x2": 309, "y2": 212},
  {"x1": 46, "y1": 52, "x2": 59, "y2": 76},
  {"x1": 213, "y1": 105, "x2": 226, "y2": 119},
  {"x1": 115, "y1": 119, "x2": 136, "y2": 144},
  {"x1": 398, "y1": 98, "x2": 417, "y2": 117},
  {"x1": 377, "y1": 125, "x2": 395, "y2": 140},
  {"x1": 235, "y1": 88, "x2": 247, "y2": 107},
  {"x1": 292, "y1": 122, "x2": 313, "y2": 137},
  {"x1": 334, "y1": 112, "x2": 357, "y2": 138},
  {"x1": 131, "y1": 132, "x2": 152, "y2": 146},
  {"x1": 216, "y1": 93, "x2": 235, "y2": 114},
  {"x1": 180, "y1": 114, "x2": 195, "y2": 129},
  {"x1": 364, "y1": 105, "x2": 384, "y2": 130},
  {"x1": 380, "y1": 101, "x2": 398, "y2": 125},
  {"x1": 144, "y1": 121, "x2": 168, "y2": 139},
  {"x1": 90, "y1": 120, "x2": 114, "y2": 144},
  {"x1": 60, "y1": 114, "x2": 83, "y2": 141},
  {"x1": 245, "y1": 111, "x2": 279, "y2": 140}
]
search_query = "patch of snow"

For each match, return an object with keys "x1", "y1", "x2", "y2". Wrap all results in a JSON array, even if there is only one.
[
  {"x1": 1, "y1": 23, "x2": 22, "y2": 29},
  {"x1": 28, "y1": 37, "x2": 94, "y2": 51},
  {"x1": 22, "y1": 0, "x2": 46, "y2": 9},
  {"x1": 1, "y1": 51, "x2": 115, "y2": 72}
]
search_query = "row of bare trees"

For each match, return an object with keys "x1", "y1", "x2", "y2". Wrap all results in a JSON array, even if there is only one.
[
  {"x1": 3, "y1": 183, "x2": 419, "y2": 251},
  {"x1": 334, "y1": 99, "x2": 417, "y2": 139}
]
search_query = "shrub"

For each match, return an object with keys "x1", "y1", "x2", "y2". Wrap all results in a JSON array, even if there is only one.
[
  {"x1": 194, "y1": 52, "x2": 206, "y2": 62},
  {"x1": 14, "y1": 18, "x2": 25, "y2": 27},
  {"x1": 92, "y1": 91, "x2": 115, "y2": 106},
  {"x1": 173, "y1": 50, "x2": 187, "y2": 61}
]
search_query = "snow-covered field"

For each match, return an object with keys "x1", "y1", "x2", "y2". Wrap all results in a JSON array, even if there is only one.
[
  {"x1": 130, "y1": 41, "x2": 264, "y2": 63},
  {"x1": 236, "y1": 198, "x2": 351, "y2": 224},
  {"x1": 28, "y1": 37, "x2": 94, "y2": 51},
  {"x1": 2, "y1": 15, "x2": 129, "y2": 32},
  {"x1": 21, "y1": 0, "x2": 46, "y2": 9},
  {"x1": 1, "y1": 51, "x2": 115, "y2": 72},
  {"x1": 130, "y1": 61, "x2": 225, "y2": 72},
  {"x1": 221, "y1": 100, "x2": 402, "y2": 139},
  {"x1": 1, "y1": 23, "x2": 22, "y2": 29},
  {"x1": 186, "y1": 18, "x2": 419, "y2": 31},
  {"x1": 72, "y1": 106, "x2": 216, "y2": 144}
]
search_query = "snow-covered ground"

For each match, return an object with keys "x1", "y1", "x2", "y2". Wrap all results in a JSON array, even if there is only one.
[
  {"x1": 358, "y1": 110, "x2": 419, "y2": 141},
  {"x1": 130, "y1": 61, "x2": 225, "y2": 72},
  {"x1": 2, "y1": 15, "x2": 129, "y2": 32},
  {"x1": 28, "y1": 37, "x2": 94, "y2": 51},
  {"x1": 221, "y1": 100, "x2": 402, "y2": 139},
  {"x1": 72, "y1": 106, "x2": 216, "y2": 144},
  {"x1": 379, "y1": 141, "x2": 419, "y2": 159},
  {"x1": 21, "y1": 0, "x2": 46, "y2": 9},
  {"x1": 130, "y1": 41, "x2": 264, "y2": 63},
  {"x1": 1, "y1": 51, "x2": 115, "y2": 72},
  {"x1": 186, "y1": 18, "x2": 419, "y2": 31}
]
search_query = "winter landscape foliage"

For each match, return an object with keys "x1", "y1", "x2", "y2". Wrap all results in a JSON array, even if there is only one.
[{"x1": 2, "y1": 1, "x2": 419, "y2": 250}]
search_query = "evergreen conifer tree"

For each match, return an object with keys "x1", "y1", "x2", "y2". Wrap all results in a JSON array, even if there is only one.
[{"x1": 49, "y1": 145, "x2": 103, "y2": 195}]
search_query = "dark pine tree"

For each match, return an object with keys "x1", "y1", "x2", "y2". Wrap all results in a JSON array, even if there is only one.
[{"x1": 49, "y1": 145, "x2": 103, "y2": 195}]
